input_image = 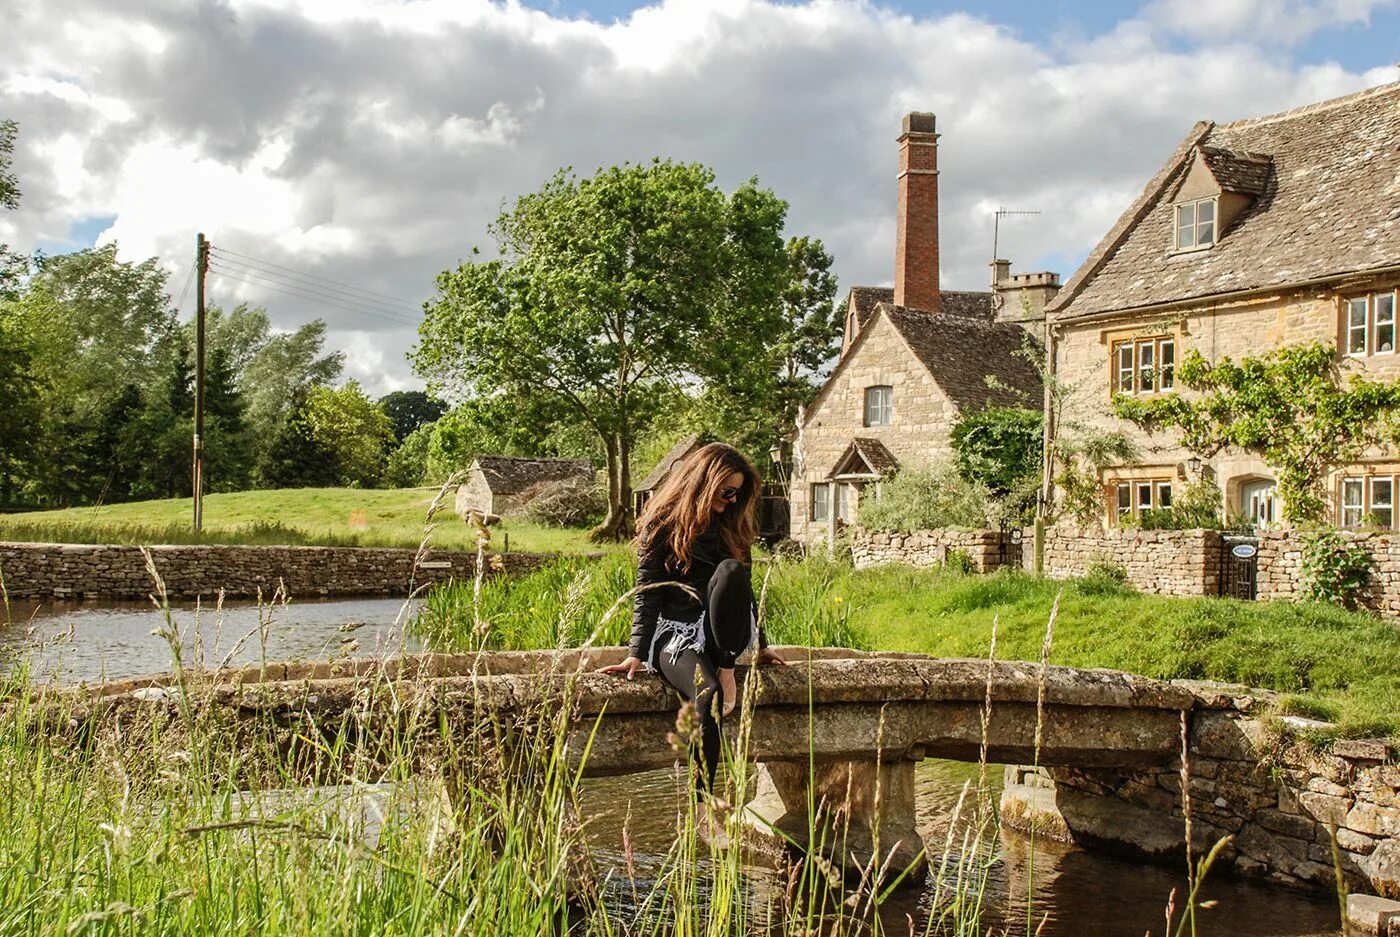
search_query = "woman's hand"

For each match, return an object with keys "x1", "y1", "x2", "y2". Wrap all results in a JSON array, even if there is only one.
[
  {"x1": 598, "y1": 656, "x2": 647, "y2": 680},
  {"x1": 753, "y1": 647, "x2": 787, "y2": 667}
]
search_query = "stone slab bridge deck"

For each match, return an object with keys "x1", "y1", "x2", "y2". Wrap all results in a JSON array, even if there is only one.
[{"x1": 40, "y1": 646, "x2": 1196, "y2": 881}]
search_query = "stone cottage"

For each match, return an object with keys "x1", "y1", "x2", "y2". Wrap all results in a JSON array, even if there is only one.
[
  {"x1": 1046, "y1": 80, "x2": 1400, "y2": 529},
  {"x1": 633, "y1": 434, "x2": 705, "y2": 517},
  {"x1": 455, "y1": 455, "x2": 593, "y2": 518},
  {"x1": 789, "y1": 112, "x2": 1051, "y2": 548}
]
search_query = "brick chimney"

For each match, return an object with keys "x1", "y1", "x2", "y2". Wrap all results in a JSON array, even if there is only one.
[{"x1": 894, "y1": 112, "x2": 940, "y2": 313}]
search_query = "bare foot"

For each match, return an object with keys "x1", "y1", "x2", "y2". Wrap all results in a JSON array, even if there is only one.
[{"x1": 718, "y1": 667, "x2": 737, "y2": 717}]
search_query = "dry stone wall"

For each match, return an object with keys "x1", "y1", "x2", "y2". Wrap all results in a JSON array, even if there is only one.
[
  {"x1": 849, "y1": 526, "x2": 1019, "y2": 573},
  {"x1": 1029, "y1": 525, "x2": 1222, "y2": 597},
  {"x1": 1257, "y1": 529, "x2": 1400, "y2": 616},
  {"x1": 1001, "y1": 683, "x2": 1400, "y2": 899},
  {"x1": 0, "y1": 542, "x2": 560, "y2": 600}
]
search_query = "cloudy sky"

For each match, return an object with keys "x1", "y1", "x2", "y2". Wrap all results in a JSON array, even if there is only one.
[{"x1": 2, "y1": 0, "x2": 1398, "y2": 395}]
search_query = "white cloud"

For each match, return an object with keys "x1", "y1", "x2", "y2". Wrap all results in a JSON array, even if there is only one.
[{"x1": 1, "y1": 0, "x2": 1394, "y2": 398}]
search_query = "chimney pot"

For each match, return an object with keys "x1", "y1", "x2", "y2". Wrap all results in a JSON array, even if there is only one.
[{"x1": 902, "y1": 112, "x2": 936, "y2": 136}]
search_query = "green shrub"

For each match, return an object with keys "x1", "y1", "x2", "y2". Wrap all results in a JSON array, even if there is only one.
[
  {"x1": 1079, "y1": 561, "x2": 1133, "y2": 596},
  {"x1": 944, "y1": 548, "x2": 974, "y2": 575},
  {"x1": 382, "y1": 423, "x2": 434, "y2": 488},
  {"x1": 857, "y1": 464, "x2": 990, "y2": 533},
  {"x1": 1139, "y1": 479, "x2": 1222, "y2": 530},
  {"x1": 950, "y1": 407, "x2": 1041, "y2": 523},
  {"x1": 1298, "y1": 527, "x2": 1371, "y2": 608}
]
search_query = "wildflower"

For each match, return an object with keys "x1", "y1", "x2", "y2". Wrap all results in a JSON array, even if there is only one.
[{"x1": 833, "y1": 595, "x2": 844, "y2": 604}]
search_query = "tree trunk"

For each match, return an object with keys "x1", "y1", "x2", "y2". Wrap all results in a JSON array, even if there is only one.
[{"x1": 589, "y1": 430, "x2": 636, "y2": 542}]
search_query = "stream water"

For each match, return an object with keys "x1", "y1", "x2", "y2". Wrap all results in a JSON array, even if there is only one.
[{"x1": 0, "y1": 598, "x2": 1344, "y2": 935}]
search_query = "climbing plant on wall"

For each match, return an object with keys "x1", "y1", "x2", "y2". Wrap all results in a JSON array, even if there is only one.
[{"x1": 1112, "y1": 342, "x2": 1400, "y2": 524}]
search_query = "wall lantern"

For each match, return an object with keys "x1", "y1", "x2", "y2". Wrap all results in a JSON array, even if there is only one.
[
  {"x1": 769, "y1": 443, "x2": 784, "y2": 465},
  {"x1": 1186, "y1": 456, "x2": 1202, "y2": 477}
]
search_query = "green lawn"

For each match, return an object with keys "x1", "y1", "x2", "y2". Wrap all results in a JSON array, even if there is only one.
[
  {"x1": 0, "y1": 487, "x2": 617, "y2": 555},
  {"x1": 420, "y1": 554, "x2": 1400, "y2": 738}
]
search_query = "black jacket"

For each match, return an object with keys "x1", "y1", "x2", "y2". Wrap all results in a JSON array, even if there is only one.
[{"x1": 629, "y1": 523, "x2": 766, "y2": 663}]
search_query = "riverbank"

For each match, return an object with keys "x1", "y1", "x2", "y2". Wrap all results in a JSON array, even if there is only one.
[{"x1": 0, "y1": 487, "x2": 615, "y2": 554}]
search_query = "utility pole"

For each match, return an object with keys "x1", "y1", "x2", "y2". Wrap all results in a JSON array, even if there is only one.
[{"x1": 193, "y1": 233, "x2": 209, "y2": 532}]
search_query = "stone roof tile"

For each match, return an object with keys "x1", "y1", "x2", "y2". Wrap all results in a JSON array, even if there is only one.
[
  {"x1": 473, "y1": 455, "x2": 593, "y2": 494},
  {"x1": 881, "y1": 303, "x2": 1042, "y2": 410},
  {"x1": 1051, "y1": 81, "x2": 1400, "y2": 320}
]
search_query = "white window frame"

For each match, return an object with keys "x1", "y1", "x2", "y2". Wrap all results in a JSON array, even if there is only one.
[
  {"x1": 1348, "y1": 297, "x2": 1370, "y2": 357},
  {"x1": 1116, "y1": 344, "x2": 1134, "y2": 393},
  {"x1": 1369, "y1": 476, "x2": 1394, "y2": 529},
  {"x1": 863, "y1": 385, "x2": 893, "y2": 427},
  {"x1": 1341, "y1": 477, "x2": 1366, "y2": 528},
  {"x1": 810, "y1": 483, "x2": 830, "y2": 522},
  {"x1": 1376, "y1": 292, "x2": 1396, "y2": 355},
  {"x1": 1111, "y1": 336, "x2": 1177, "y2": 396},
  {"x1": 1111, "y1": 477, "x2": 1174, "y2": 525},
  {"x1": 1174, "y1": 197, "x2": 1218, "y2": 252},
  {"x1": 835, "y1": 482, "x2": 853, "y2": 523},
  {"x1": 1344, "y1": 291, "x2": 1398, "y2": 358}
]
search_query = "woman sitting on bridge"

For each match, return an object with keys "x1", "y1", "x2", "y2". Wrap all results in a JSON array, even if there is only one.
[{"x1": 599, "y1": 442, "x2": 786, "y2": 799}]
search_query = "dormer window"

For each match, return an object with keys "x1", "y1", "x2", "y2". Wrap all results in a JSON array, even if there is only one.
[{"x1": 1175, "y1": 198, "x2": 1217, "y2": 251}]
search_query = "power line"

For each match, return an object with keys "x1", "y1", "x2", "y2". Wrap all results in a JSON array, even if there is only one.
[
  {"x1": 207, "y1": 263, "x2": 421, "y2": 327},
  {"x1": 173, "y1": 260, "x2": 196, "y2": 315},
  {"x1": 209, "y1": 256, "x2": 425, "y2": 323},
  {"x1": 209, "y1": 245, "x2": 423, "y2": 312}
]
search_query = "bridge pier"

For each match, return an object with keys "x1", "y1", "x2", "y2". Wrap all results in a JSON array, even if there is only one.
[{"x1": 744, "y1": 759, "x2": 926, "y2": 882}]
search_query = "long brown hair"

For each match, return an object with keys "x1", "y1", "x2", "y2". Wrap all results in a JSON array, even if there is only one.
[{"x1": 634, "y1": 442, "x2": 761, "y2": 571}]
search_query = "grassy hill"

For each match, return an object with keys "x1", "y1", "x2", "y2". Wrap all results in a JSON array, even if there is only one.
[{"x1": 0, "y1": 488, "x2": 617, "y2": 554}]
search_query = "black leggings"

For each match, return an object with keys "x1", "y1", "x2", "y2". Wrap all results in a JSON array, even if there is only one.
[{"x1": 655, "y1": 558, "x2": 755, "y2": 793}]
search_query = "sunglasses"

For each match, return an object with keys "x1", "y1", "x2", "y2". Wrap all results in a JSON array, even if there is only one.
[{"x1": 718, "y1": 485, "x2": 741, "y2": 502}]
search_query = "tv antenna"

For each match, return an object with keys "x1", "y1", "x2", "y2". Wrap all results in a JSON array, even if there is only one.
[{"x1": 992, "y1": 207, "x2": 1041, "y2": 268}]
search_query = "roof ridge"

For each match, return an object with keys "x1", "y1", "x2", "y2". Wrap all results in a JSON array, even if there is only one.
[{"x1": 1215, "y1": 79, "x2": 1400, "y2": 131}]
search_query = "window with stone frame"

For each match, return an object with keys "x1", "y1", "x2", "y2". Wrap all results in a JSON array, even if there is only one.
[
  {"x1": 810, "y1": 483, "x2": 831, "y2": 522},
  {"x1": 863, "y1": 385, "x2": 893, "y2": 427},
  {"x1": 1111, "y1": 336, "x2": 1175, "y2": 395},
  {"x1": 1174, "y1": 197, "x2": 1217, "y2": 251},
  {"x1": 1110, "y1": 478, "x2": 1173, "y2": 525},
  {"x1": 1339, "y1": 472, "x2": 1397, "y2": 530},
  {"x1": 1343, "y1": 290, "x2": 1397, "y2": 357}
]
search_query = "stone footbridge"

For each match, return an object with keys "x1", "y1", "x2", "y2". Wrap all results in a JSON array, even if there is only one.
[
  {"x1": 34, "y1": 648, "x2": 1399, "y2": 900},
  {"x1": 38, "y1": 647, "x2": 1195, "y2": 881}
]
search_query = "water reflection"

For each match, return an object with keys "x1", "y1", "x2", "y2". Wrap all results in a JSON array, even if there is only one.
[
  {"x1": 0, "y1": 596, "x2": 422, "y2": 682},
  {"x1": 579, "y1": 761, "x2": 1342, "y2": 937}
]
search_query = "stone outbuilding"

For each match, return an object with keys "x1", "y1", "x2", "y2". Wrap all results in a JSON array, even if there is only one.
[
  {"x1": 790, "y1": 111, "x2": 1049, "y2": 549},
  {"x1": 1046, "y1": 80, "x2": 1400, "y2": 530},
  {"x1": 455, "y1": 455, "x2": 593, "y2": 518},
  {"x1": 633, "y1": 434, "x2": 706, "y2": 518}
]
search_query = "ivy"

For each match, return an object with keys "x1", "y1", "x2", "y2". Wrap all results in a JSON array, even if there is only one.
[
  {"x1": 1111, "y1": 342, "x2": 1400, "y2": 524},
  {"x1": 1298, "y1": 528, "x2": 1372, "y2": 608}
]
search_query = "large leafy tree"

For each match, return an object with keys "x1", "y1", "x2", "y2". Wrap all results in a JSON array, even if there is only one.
[
  {"x1": 1113, "y1": 342, "x2": 1400, "y2": 524},
  {"x1": 303, "y1": 381, "x2": 396, "y2": 488},
  {"x1": 414, "y1": 160, "x2": 789, "y2": 540},
  {"x1": 0, "y1": 120, "x2": 23, "y2": 297},
  {"x1": 378, "y1": 390, "x2": 447, "y2": 443}
]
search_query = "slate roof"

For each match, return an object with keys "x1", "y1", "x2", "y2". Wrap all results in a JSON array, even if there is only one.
[
  {"x1": 847, "y1": 287, "x2": 994, "y2": 333},
  {"x1": 881, "y1": 303, "x2": 1042, "y2": 410},
  {"x1": 830, "y1": 437, "x2": 899, "y2": 478},
  {"x1": 1197, "y1": 146, "x2": 1273, "y2": 196},
  {"x1": 472, "y1": 455, "x2": 592, "y2": 494},
  {"x1": 637, "y1": 434, "x2": 705, "y2": 492},
  {"x1": 849, "y1": 287, "x2": 894, "y2": 332},
  {"x1": 1051, "y1": 81, "x2": 1400, "y2": 321}
]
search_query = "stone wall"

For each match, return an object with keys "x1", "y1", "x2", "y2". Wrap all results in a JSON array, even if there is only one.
[
  {"x1": 1257, "y1": 529, "x2": 1400, "y2": 616},
  {"x1": 849, "y1": 526, "x2": 1020, "y2": 574},
  {"x1": 1029, "y1": 525, "x2": 1222, "y2": 597},
  {"x1": 0, "y1": 542, "x2": 560, "y2": 600},
  {"x1": 1001, "y1": 682, "x2": 1400, "y2": 899}
]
